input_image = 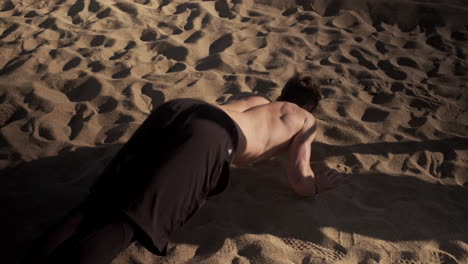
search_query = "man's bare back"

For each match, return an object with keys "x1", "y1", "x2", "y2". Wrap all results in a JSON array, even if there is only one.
[
  {"x1": 217, "y1": 95, "x2": 312, "y2": 165},
  {"x1": 216, "y1": 94, "x2": 343, "y2": 196}
]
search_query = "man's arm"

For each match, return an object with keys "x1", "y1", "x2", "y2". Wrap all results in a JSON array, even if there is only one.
[
  {"x1": 287, "y1": 115, "x2": 344, "y2": 197},
  {"x1": 287, "y1": 115, "x2": 318, "y2": 197}
]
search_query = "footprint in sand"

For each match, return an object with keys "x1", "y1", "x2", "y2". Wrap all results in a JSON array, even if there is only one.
[
  {"x1": 110, "y1": 41, "x2": 136, "y2": 60},
  {"x1": 237, "y1": 242, "x2": 262, "y2": 262},
  {"x1": 301, "y1": 27, "x2": 319, "y2": 35},
  {"x1": 426, "y1": 33, "x2": 451, "y2": 52},
  {"x1": 87, "y1": 61, "x2": 105, "y2": 72},
  {"x1": 375, "y1": 40, "x2": 389, "y2": 54},
  {"x1": 297, "y1": 13, "x2": 314, "y2": 22},
  {"x1": 97, "y1": 96, "x2": 118, "y2": 114},
  {"x1": 63, "y1": 57, "x2": 81, "y2": 71},
  {"x1": 68, "y1": 103, "x2": 94, "y2": 140},
  {"x1": 245, "y1": 76, "x2": 278, "y2": 94},
  {"x1": 114, "y1": 114, "x2": 135, "y2": 125},
  {"x1": 330, "y1": 12, "x2": 359, "y2": 30},
  {"x1": 454, "y1": 61, "x2": 468, "y2": 76},
  {"x1": 324, "y1": 126, "x2": 359, "y2": 143},
  {"x1": 402, "y1": 150, "x2": 444, "y2": 179},
  {"x1": 403, "y1": 40, "x2": 421, "y2": 49},
  {"x1": 0, "y1": 56, "x2": 32, "y2": 76},
  {"x1": 378, "y1": 60, "x2": 407, "y2": 80},
  {"x1": 336, "y1": 105, "x2": 347, "y2": 117},
  {"x1": 223, "y1": 77, "x2": 242, "y2": 94},
  {"x1": 104, "y1": 124, "x2": 127, "y2": 144},
  {"x1": 68, "y1": 0, "x2": 84, "y2": 17},
  {"x1": 0, "y1": 104, "x2": 16, "y2": 127},
  {"x1": 1, "y1": 0, "x2": 14, "y2": 12},
  {"x1": 361, "y1": 107, "x2": 390, "y2": 123},
  {"x1": 111, "y1": 66, "x2": 132, "y2": 79},
  {"x1": 196, "y1": 54, "x2": 225, "y2": 71},
  {"x1": 397, "y1": 57, "x2": 419, "y2": 69},
  {"x1": 68, "y1": 0, "x2": 85, "y2": 24},
  {"x1": 266, "y1": 52, "x2": 291, "y2": 70},
  {"x1": 62, "y1": 77, "x2": 102, "y2": 102},
  {"x1": 215, "y1": 0, "x2": 235, "y2": 19},
  {"x1": 96, "y1": 8, "x2": 111, "y2": 19},
  {"x1": 48, "y1": 49, "x2": 60, "y2": 59},
  {"x1": 408, "y1": 116, "x2": 427, "y2": 127},
  {"x1": 141, "y1": 83, "x2": 165, "y2": 110},
  {"x1": 37, "y1": 123, "x2": 57, "y2": 141},
  {"x1": 282, "y1": 8, "x2": 297, "y2": 16},
  {"x1": 1, "y1": 104, "x2": 27, "y2": 128},
  {"x1": 88, "y1": 0, "x2": 100, "y2": 13},
  {"x1": 174, "y1": 3, "x2": 201, "y2": 31},
  {"x1": 90, "y1": 35, "x2": 106, "y2": 47},
  {"x1": 140, "y1": 29, "x2": 158, "y2": 42},
  {"x1": 281, "y1": 238, "x2": 345, "y2": 262},
  {"x1": 166, "y1": 62, "x2": 186, "y2": 73},
  {"x1": 371, "y1": 92, "x2": 394, "y2": 105},
  {"x1": 0, "y1": 23, "x2": 19, "y2": 39},
  {"x1": 350, "y1": 49, "x2": 378, "y2": 70},
  {"x1": 409, "y1": 98, "x2": 435, "y2": 111},
  {"x1": 394, "y1": 249, "x2": 459, "y2": 264},
  {"x1": 152, "y1": 41, "x2": 188, "y2": 61},
  {"x1": 391, "y1": 82, "x2": 405, "y2": 92},
  {"x1": 24, "y1": 91, "x2": 54, "y2": 113},
  {"x1": 209, "y1": 34, "x2": 233, "y2": 55},
  {"x1": 114, "y1": 2, "x2": 138, "y2": 18},
  {"x1": 184, "y1": 31, "x2": 204, "y2": 44},
  {"x1": 157, "y1": 22, "x2": 183, "y2": 35},
  {"x1": 426, "y1": 60, "x2": 441, "y2": 78}
]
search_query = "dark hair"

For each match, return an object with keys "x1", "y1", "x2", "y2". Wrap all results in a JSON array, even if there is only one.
[{"x1": 276, "y1": 74, "x2": 322, "y2": 112}]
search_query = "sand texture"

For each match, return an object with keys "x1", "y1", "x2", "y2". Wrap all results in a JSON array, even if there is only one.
[{"x1": 1, "y1": 0, "x2": 468, "y2": 263}]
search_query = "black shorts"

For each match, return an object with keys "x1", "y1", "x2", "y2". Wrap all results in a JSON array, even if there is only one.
[{"x1": 84, "y1": 98, "x2": 239, "y2": 255}]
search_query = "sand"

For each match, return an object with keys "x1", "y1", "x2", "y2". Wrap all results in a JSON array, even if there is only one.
[{"x1": 1, "y1": 0, "x2": 467, "y2": 263}]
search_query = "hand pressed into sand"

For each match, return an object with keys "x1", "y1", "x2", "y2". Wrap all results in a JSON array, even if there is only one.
[
  {"x1": 287, "y1": 115, "x2": 344, "y2": 196},
  {"x1": 314, "y1": 168, "x2": 344, "y2": 193}
]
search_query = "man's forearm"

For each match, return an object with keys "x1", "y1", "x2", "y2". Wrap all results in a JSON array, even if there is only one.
[{"x1": 287, "y1": 165, "x2": 317, "y2": 197}]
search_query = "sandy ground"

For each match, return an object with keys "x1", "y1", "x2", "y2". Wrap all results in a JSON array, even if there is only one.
[{"x1": 1, "y1": 0, "x2": 468, "y2": 263}]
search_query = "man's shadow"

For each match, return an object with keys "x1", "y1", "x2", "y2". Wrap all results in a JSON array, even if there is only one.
[
  {"x1": 2, "y1": 138, "x2": 468, "y2": 263},
  {"x1": 170, "y1": 156, "x2": 467, "y2": 261},
  {"x1": 1, "y1": 144, "x2": 123, "y2": 264}
]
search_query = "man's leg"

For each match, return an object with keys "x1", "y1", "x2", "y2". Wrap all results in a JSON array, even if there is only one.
[
  {"x1": 23, "y1": 202, "x2": 88, "y2": 262},
  {"x1": 44, "y1": 212, "x2": 135, "y2": 264},
  {"x1": 24, "y1": 203, "x2": 136, "y2": 264}
]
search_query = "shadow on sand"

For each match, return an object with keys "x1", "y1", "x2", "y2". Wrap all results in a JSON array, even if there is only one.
[{"x1": 2, "y1": 137, "x2": 467, "y2": 263}]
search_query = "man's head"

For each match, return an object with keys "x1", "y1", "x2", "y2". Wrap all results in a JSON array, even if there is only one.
[{"x1": 276, "y1": 74, "x2": 322, "y2": 112}]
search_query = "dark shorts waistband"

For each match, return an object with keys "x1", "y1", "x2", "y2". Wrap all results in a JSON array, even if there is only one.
[{"x1": 160, "y1": 98, "x2": 239, "y2": 162}]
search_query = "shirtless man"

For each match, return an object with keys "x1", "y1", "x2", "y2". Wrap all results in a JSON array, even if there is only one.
[
  {"x1": 218, "y1": 85, "x2": 342, "y2": 196},
  {"x1": 25, "y1": 75, "x2": 343, "y2": 264}
]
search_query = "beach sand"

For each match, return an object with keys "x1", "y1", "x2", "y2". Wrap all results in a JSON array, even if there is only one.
[{"x1": 1, "y1": 0, "x2": 467, "y2": 263}]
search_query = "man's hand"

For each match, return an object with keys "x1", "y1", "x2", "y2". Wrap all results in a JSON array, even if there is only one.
[{"x1": 314, "y1": 168, "x2": 344, "y2": 193}]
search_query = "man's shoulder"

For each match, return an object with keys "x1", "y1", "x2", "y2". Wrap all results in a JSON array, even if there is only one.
[
  {"x1": 225, "y1": 92, "x2": 271, "y2": 103},
  {"x1": 277, "y1": 102, "x2": 313, "y2": 116}
]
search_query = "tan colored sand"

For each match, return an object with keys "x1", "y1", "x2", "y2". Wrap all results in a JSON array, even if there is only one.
[{"x1": 1, "y1": 0, "x2": 467, "y2": 263}]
